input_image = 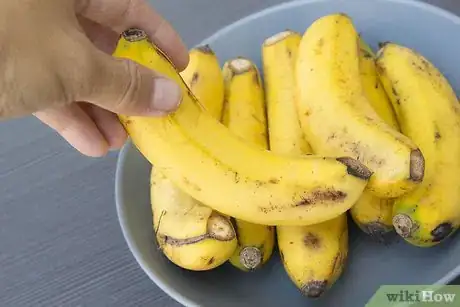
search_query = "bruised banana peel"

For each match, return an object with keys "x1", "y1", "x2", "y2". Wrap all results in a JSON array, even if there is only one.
[
  {"x1": 221, "y1": 58, "x2": 275, "y2": 271},
  {"x1": 262, "y1": 30, "x2": 348, "y2": 298},
  {"x1": 296, "y1": 13, "x2": 424, "y2": 198},
  {"x1": 113, "y1": 28, "x2": 371, "y2": 226}
]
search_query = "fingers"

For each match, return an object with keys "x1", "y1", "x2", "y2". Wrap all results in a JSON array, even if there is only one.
[
  {"x1": 82, "y1": 103, "x2": 127, "y2": 150},
  {"x1": 77, "y1": 15, "x2": 119, "y2": 54},
  {"x1": 73, "y1": 49, "x2": 182, "y2": 116},
  {"x1": 76, "y1": 0, "x2": 189, "y2": 70},
  {"x1": 34, "y1": 104, "x2": 109, "y2": 157}
]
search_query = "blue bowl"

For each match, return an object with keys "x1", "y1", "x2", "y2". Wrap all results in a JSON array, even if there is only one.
[{"x1": 115, "y1": 1, "x2": 460, "y2": 306}]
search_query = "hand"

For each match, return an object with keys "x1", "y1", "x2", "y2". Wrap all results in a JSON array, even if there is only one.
[{"x1": 0, "y1": 0, "x2": 189, "y2": 157}]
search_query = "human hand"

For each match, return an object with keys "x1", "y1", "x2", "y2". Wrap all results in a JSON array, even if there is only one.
[{"x1": 0, "y1": 0, "x2": 189, "y2": 156}]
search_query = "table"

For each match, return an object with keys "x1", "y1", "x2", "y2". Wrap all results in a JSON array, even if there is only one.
[{"x1": 1, "y1": 0, "x2": 459, "y2": 306}]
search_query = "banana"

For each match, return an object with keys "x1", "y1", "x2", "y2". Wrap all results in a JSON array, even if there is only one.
[
  {"x1": 358, "y1": 39, "x2": 400, "y2": 130},
  {"x1": 150, "y1": 46, "x2": 236, "y2": 270},
  {"x1": 113, "y1": 28, "x2": 371, "y2": 226},
  {"x1": 262, "y1": 30, "x2": 312, "y2": 155},
  {"x1": 179, "y1": 45, "x2": 224, "y2": 119},
  {"x1": 349, "y1": 39, "x2": 399, "y2": 241},
  {"x1": 151, "y1": 169, "x2": 237, "y2": 270},
  {"x1": 278, "y1": 216, "x2": 348, "y2": 298},
  {"x1": 221, "y1": 58, "x2": 275, "y2": 271},
  {"x1": 376, "y1": 42, "x2": 460, "y2": 247},
  {"x1": 295, "y1": 13, "x2": 424, "y2": 198},
  {"x1": 262, "y1": 30, "x2": 347, "y2": 298}
]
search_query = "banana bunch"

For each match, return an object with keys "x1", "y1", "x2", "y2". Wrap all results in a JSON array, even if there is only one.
[
  {"x1": 111, "y1": 11, "x2": 460, "y2": 300},
  {"x1": 376, "y1": 43, "x2": 460, "y2": 247},
  {"x1": 114, "y1": 28, "x2": 371, "y2": 227}
]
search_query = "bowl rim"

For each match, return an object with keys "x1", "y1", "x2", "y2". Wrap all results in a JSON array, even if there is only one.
[{"x1": 115, "y1": 0, "x2": 460, "y2": 306}]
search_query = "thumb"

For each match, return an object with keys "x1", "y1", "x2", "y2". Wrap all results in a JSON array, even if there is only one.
[{"x1": 77, "y1": 52, "x2": 182, "y2": 116}]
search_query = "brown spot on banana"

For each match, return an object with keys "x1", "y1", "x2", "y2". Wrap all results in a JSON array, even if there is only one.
[
  {"x1": 190, "y1": 72, "x2": 199, "y2": 88},
  {"x1": 268, "y1": 178, "x2": 280, "y2": 184},
  {"x1": 195, "y1": 44, "x2": 214, "y2": 54},
  {"x1": 336, "y1": 157, "x2": 373, "y2": 180},
  {"x1": 431, "y1": 222, "x2": 454, "y2": 243},
  {"x1": 301, "y1": 280, "x2": 328, "y2": 298},
  {"x1": 207, "y1": 257, "x2": 215, "y2": 265},
  {"x1": 330, "y1": 252, "x2": 341, "y2": 277},
  {"x1": 409, "y1": 149, "x2": 425, "y2": 182},
  {"x1": 303, "y1": 232, "x2": 320, "y2": 249},
  {"x1": 296, "y1": 189, "x2": 347, "y2": 206}
]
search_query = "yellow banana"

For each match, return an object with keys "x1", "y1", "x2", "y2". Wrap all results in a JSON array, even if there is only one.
[
  {"x1": 278, "y1": 216, "x2": 348, "y2": 298},
  {"x1": 376, "y1": 43, "x2": 460, "y2": 247},
  {"x1": 262, "y1": 30, "x2": 312, "y2": 155},
  {"x1": 151, "y1": 169, "x2": 237, "y2": 271},
  {"x1": 359, "y1": 39, "x2": 400, "y2": 130},
  {"x1": 296, "y1": 13, "x2": 424, "y2": 198},
  {"x1": 179, "y1": 45, "x2": 224, "y2": 119},
  {"x1": 150, "y1": 46, "x2": 236, "y2": 270},
  {"x1": 262, "y1": 30, "x2": 347, "y2": 298},
  {"x1": 349, "y1": 39, "x2": 399, "y2": 241},
  {"x1": 114, "y1": 28, "x2": 371, "y2": 226},
  {"x1": 220, "y1": 58, "x2": 275, "y2": 271}
]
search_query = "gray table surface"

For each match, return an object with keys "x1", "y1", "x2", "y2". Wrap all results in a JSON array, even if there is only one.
[{"x1": 1, "y1": 0, "x2": 459, "y2": 306}]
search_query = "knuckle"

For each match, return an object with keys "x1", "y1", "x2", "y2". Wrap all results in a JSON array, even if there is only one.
[{"x1": 113, "y1": 59, "x2": 143, "y2": 110}]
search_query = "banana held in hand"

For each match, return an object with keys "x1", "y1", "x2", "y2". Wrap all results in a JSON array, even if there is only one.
[
  {"x1": 262, "y1": 30, "x2": 347, "y2": 298},
  {"x1": 151, "y1": 169, "x2": 237, "y2": 270},
  {"x1": 221, "y1": 58, "x2": 275, "y2": 271},
  {"x1": 114, "y1": 28, "x2": 371, "y2": 226},
  {"x1": 151, "y1": 46, "x2": 236, "y2": 270},
  {"x1": 296, "y1": 13, "x2": 424, "y2": 198},
  {"x1": 180, "y1": 45, "x2": 224, "y2": 119},
  {"x1": 376, "y1": 43, "x2": 460, "y2": 247},
  {"x1": 350, "y1": 40, "x2": 399, "y2": 241}
]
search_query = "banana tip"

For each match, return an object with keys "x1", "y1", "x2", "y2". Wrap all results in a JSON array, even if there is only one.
[
  {"x1": 239, "y1": 246, "x2": 262, "y2": 270},
  {"x1": 301, "y1": 280, "x2": 328, "y2": 298},
  {"x1": 122, "y1": 28, "x2": 147, "y2": 42}
]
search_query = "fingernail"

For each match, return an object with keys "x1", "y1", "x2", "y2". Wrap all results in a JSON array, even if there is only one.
[{"x1": 151, "y1": 78, "x2": 182, "y2": 113}]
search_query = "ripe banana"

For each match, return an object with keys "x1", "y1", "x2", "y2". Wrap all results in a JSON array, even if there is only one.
[
  {"x1": 179, "y1": 45, "x2": 224, "y2": 119},
  {"x1": 150, "y1": 46, "x2": 236, "y2": 270},
  {"x1": 296, "y1": 13, "x2": 424, "y2": 198},
  {"x1": 376, "y1": 43, "x2": 460, "y2": 247},
  {"x1": 151, "y1": 169, "x2": 237, "y2": 270},
  {"x1": 114, "y1": 28, "x2": 371, "y2": 226},
  {"x1": 278, "y1": 216, "x2": 348, "y2": 298},
  {"x1": 262, "y1": 30, "x2": 312, "y2": 155},
  {"x1": 349, "y1": 39, "x2": 399, "y2": 241},
  {"x1": 221, "y1": 58, "x2": 275, "y2": 271},
  {"x1": 262, "y1": 30, "x2": 347, "y2": 298}
]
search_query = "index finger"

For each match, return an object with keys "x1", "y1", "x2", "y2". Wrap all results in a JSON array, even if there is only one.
[{"x1": 76, "y1": 0, "x2": 189, "y2": 70}]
